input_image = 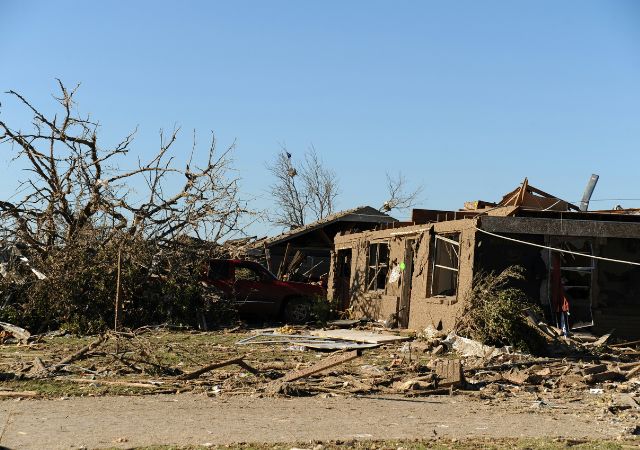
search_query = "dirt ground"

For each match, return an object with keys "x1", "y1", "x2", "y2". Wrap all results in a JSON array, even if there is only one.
[
  {"x1": 0, "y1": 393, "x2": 637, "y2": 449},
  {"x1": 1, "y1": 326, "x2": 639, "y2": 449}
]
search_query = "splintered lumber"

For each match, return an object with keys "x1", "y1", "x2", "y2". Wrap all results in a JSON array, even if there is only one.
[
  {"x1": 236, "y1": 360, "x2": 259, "y2": 375},
  {"x1": 611, "y1": 339, "x2": 640, "y2": 348},
  {"x1": 584, "y1": 370, "x2": 626, "y2": 384},
  {"x1": 591, "y1": 331, "x2": 614, "y2": 347},
  {"x1": 49, "y1": 335, "x2": 106, "y2": 373},
  {"x1": 178, "y1": 356, "x2": 255, "y2": 380},
  {"x1": 279, "y1": 350, "x2": 360, "y2": 384}
]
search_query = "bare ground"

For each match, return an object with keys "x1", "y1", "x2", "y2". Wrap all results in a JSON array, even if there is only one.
[{"x1": 0, "y1": 392, "x2": 637, "y2": 450}]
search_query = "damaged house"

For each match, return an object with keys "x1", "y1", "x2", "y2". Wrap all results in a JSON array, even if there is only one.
[
  {"x1": 327, "y1": 179, "x2": 640, "y2": 339},
  {"x1": 250, "y1": 206, "x2": 397, "y2": 281}
]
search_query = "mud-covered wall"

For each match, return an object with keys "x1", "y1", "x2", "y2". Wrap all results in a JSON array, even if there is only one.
[
  {"x1": 406, "y1": 220, "x2": 477, "y2": 331},
  {"x1": 330, "y1": 220, "x2": 478, "y2": 331},
  {"x1": 332, "y1": 225, "x2": 424, "y2": 323}
]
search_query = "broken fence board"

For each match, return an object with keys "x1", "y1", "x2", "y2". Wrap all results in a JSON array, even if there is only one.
[
  {"x1": 279, "y1": 350, "x2": 361, "y2": 384},
  {"x1": 309, "y1": 329, "x2": 409, "y2": 344}
]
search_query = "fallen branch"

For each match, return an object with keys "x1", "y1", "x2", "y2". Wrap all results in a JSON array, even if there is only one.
[
  {"x1": 276, "y1": 350, "x2": 360, "y2": 385},
  {"x1": 177, "y1": 356, "x2": 256, "y2": 380},
  {"x1": 48, "y1": 335, "x2": 106, "y2": 374}
]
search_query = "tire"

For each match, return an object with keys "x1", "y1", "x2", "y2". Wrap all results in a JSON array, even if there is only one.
[{"x1": 283, "y1": 298, "x2": 312, "y2": 324}]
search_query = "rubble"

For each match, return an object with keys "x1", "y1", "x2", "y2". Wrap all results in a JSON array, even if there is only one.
[
  {"x1": 442, "y1": 333, "x2": 512, "y2": 358},
  {"x1": 0, "y1": 322, "x2": 639, "y2": 421}
]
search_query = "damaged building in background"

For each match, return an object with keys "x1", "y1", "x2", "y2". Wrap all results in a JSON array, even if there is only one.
[
  {"x1": 327, "y1": 178, "x2": 640, "y2": 339},
  {"x1": 248, "y1": 206, "x2": 397, "y2": 281}
]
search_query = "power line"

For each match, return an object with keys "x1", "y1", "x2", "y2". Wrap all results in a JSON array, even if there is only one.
[{"x1": 475, "y1": 228, "x2": 640, "y2": 267}]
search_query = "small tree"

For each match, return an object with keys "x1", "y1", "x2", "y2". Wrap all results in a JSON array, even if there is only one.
[{"x1": 267, "y1": 146, "x2": 339, "y2": 229}]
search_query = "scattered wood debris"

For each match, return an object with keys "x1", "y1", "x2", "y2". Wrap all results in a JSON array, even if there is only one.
[
  {"x1": 0, "y1": 323, "x2": 639, "y2": 407},
  {"x1": 178, "y1": 356, "x2": 257, "y2": 380}
]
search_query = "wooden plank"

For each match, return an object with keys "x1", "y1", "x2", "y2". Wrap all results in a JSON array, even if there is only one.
[
  {"x1": 434, "y1": 359, "x2": 464, "y2": 388},
  {"x1": 279, "y1": 350, "x2": 360, "y2": 383},
  {"x1": 309, "y1": 329, "x2": 410, "y2": 344},
  {"x1": 0, "y1": 390, "x2": 39, "y2": 398}
]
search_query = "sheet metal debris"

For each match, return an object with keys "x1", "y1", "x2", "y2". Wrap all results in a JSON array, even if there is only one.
[
  {"x1": 236, "y1": 331, "x2": 381, "y2": 351},
  {"x1": 308, "y1": 329, "x2": 410, "y2": 344}
]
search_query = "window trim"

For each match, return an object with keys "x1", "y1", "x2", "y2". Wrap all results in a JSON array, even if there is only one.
[
  {"x1": 429, "y1": 233, "x2": 460, "y2": 297},
  {"x1": 366, "y1": 241, "x2": 390, "y2": 292}
]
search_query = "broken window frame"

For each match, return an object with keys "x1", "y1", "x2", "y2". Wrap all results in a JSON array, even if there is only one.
[
  {"x1": 429, "y1": 233, "x2": 460, "y2": 297},
  {"x1": 366, "y1": 241, "x2": 390, "y2": 292}
]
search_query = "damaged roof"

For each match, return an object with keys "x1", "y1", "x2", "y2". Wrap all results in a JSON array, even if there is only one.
[
  {"x1": 263, "y1": 206, "x2": 397, "y2": 247},
  {"x1": 412, "y1": 178, "x2": 640, "y2": 225}
]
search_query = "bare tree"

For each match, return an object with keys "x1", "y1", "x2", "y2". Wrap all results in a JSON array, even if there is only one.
[
  {"x1": 0, "y1": 80, "x2": 248, "y2": 254},
  {"x1": 380, "y1": 172, "x2": 423, "y2": 213},
  {"x1": 0, "y1": 80, "x2": 251, "y2": 332},
  {"x1": 267, "y1": 146, "x2": 339, "y2": 229}
]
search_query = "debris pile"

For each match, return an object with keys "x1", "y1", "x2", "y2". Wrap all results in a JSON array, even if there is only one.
[{"x1": 0, "y1": 318, "x2": 638, "y2": 424}]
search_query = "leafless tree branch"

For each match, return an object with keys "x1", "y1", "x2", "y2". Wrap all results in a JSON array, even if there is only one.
[
  {"x1": 0, "y1": 82, "x2": 250, "y2": 254},
  {"x1": 267, "y1": 146, "x2": 339, "y2": 229},
  {"x1": 380, "y1": 172, "x2": 423, "y2": 213}
]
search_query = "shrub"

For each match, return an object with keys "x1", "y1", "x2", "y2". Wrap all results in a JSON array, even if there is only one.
[{"x1": 455, "y1": 266, "x2": 547, "y2": 355}]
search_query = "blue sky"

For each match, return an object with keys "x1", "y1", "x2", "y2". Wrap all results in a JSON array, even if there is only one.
[{"x1": 1, "y1": 1, "x2": 639, "y2": 237}]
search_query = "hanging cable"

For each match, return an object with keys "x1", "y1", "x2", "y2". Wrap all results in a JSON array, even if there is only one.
[{"x1": 475, "y1": 228, "x2": 640, "y2": 267}]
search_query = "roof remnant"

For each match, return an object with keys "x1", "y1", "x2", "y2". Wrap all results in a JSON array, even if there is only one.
[
  {"x1": 495, "y1": 178, "x2": 580, "y2": 212},
  {"x1": 261, "y1": 205, "x2": 397, "y2": 247}
]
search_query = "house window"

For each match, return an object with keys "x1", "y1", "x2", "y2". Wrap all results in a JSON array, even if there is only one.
[
  {"x1": 430, "y1": 233, "x2": 460, "y2": 296},
  {"x1": 367, "y1": 242, "x2": 389, "y2": 291}
]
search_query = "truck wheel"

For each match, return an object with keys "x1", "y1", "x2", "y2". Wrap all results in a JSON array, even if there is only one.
[{"x1": 283, "y1": 298, "x2": 312, "y2": 324}]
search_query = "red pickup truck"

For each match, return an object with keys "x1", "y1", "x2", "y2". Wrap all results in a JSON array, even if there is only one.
[{"x1": 204, "y1": 259, "x2": 325, "y2": 323}]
